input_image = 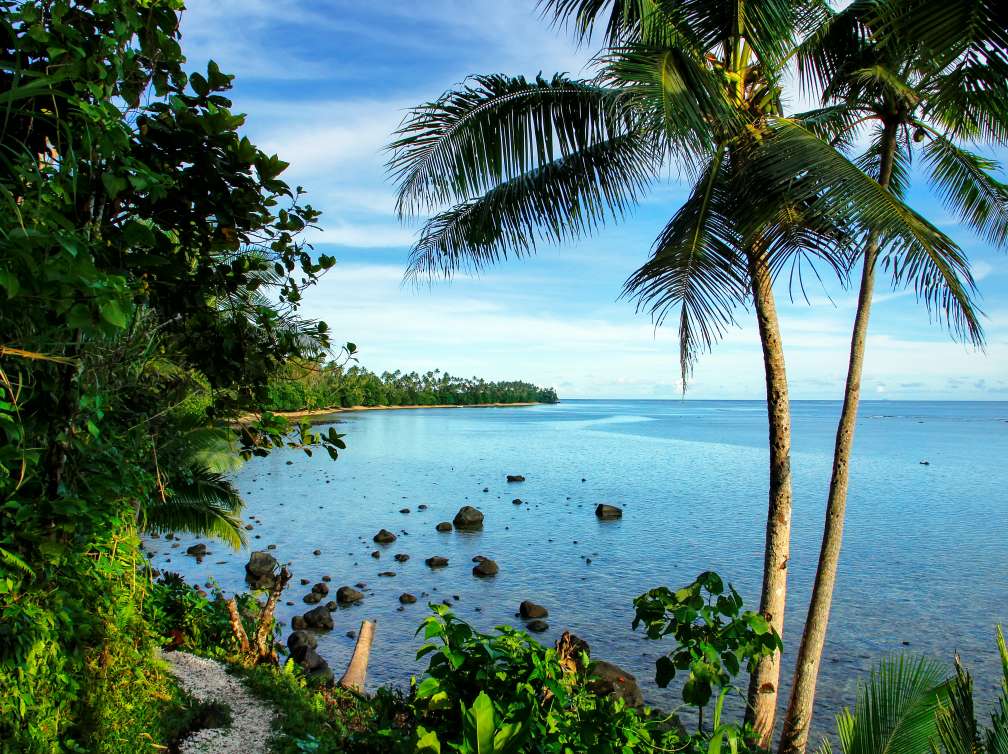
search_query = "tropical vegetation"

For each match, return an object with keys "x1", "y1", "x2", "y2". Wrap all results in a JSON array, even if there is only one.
[{"x1": 264, "y1": 361, "x2": 559, "y2": 411}]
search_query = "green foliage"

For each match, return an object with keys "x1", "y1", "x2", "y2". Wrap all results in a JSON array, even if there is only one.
[
  {"x1": 929, "y1": 625, "x2": 1008, "y2": 754},
  {"x1": 264, "y1": 362, "x2": 559, "y2": 411},
  {"x1": 142, "y1": 572, "x2": 263, "y2": 656},
  {"x1": 0, "y1": 1, "x2": 338, "y2": 749},
  {"x1": 634, "y1": 572, "x2": 781, "y2": 716},
  {"x1": 406, "y1": 604, "x2": 669, "y2": 754}
]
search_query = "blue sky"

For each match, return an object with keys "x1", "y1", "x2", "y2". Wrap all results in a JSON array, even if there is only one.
[{"x1": 181, "y1": 1, "x2": 1007, "y2": 400}]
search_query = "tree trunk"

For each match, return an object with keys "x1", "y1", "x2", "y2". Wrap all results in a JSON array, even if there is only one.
[
  {"x1": 778, "y1": 120, "x2": 899, "y2": 754},
  {"x1": 339, "y1": 619, "x2": 376, "y2": 692},
  {"x1": 744, "y1": 250, "x2": 794, "y2": 745}
]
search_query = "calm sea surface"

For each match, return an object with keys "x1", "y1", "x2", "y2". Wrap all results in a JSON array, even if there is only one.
[{"x1": 147, "y1": 399, "x2": 1008, "y2": 738}]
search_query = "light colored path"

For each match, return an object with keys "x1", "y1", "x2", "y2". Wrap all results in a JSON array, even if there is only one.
[{"x1": 164, "y1": 650, "x2": 277, "y2": 754}]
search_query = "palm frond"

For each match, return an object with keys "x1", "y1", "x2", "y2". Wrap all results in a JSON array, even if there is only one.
[
  {"x1": 142, "y1": 466, "x2": 246, "y2": 550},
  {"x1": 622, "y1": 147, "x2": 749, "y2": 381},
  {"x1": 405, "y1": 131, "x2": 658, "y2": 280},
  {"x1": 388, "y1": 74, "x2": 631, "y2": 216},
  {"x1": 931, "y1": 658, "x2": 981, "y2": 754},
  {"x1": 922, "y1": 134, "x2": 1008, "y2": 246},
  {"x1": 745, "y1": 119, "x2": 985, "y2": 346},
  {"x1": 835, "y1": 655, "x2": 948, "y2": 754},
  {"x1": 538, "y1": 0, "x2": 657, "y2": 45},
  {"x1": 855, "y1": 124, "x2": 913, "y2": 200}
]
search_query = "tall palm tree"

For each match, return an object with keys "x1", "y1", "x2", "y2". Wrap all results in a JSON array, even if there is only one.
[
  {"x1": 387, "y1": 0, "x2": 980, "y2": 740},
  {"x1": 777, "y1": 1, "x2": 1007, "y2": 749}
]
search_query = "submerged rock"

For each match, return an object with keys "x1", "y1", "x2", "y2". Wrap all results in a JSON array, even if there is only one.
[
  {"x1": 453, "y1": 506, "x2": 484, "y2": 530},
  {"x1": 506, "y1": 475, "x2": 525, "y2": 483},
  {"x1": 303, "y1": 592, "x2": 321, "y2": 605},
  {"x1": 394, "y1": 553, "x2": 410, "y2": 562},
  {"x1": 595, "y1": 503, "x2": 623, "y2": 520},
  {"x1": 435, "y1": 522, "x2": 453, "y2": 532},
  {"x1": 426, "y1": 556, "x2": 449, "y2": 568},
  {"x1": 527, "y1": 619, "x2": 549, "y2": 633}
]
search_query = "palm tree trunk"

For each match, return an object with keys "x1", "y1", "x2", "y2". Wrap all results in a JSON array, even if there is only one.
[
  {"x1": 744, "y1": 249, "x2": 794, "y2": 745},
  {"x1": 778, "y1": 120, "x2": 899, "y2": 754}
]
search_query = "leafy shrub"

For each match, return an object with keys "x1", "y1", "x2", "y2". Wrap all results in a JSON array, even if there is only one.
[
  {"x1": 405, "y1": 604, "x2": 672, "y2": 753},
  {"x1": 143, "y1": 572, "x2": 267, "y2": 657}
]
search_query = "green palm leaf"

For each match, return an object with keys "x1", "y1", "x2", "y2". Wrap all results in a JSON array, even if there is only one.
[
  {"x1": 744, "y1": 119, "x2": 984, "y2": 346},
  {"x1": 921, "y1": 134, "x2": 1008, "y2": 246},
  {"x1": 389, "y1": 74, "x2": 632, "y2": 215},
  {"x1": 406, "y1": 131, "x2": 658, "y2": 280},
  {"x1": 142, "y1": 466, "x2": 246, "y2": 550},
  {"x1": 833, "y1": 655, "x2": 948, "y2": 754},
  {"x1": 622, "y1": 147, "x2": 749, "y2": 379}
]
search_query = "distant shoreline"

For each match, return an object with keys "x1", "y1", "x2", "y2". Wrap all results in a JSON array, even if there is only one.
[{"x1": 242, "y1": 401, "x2": 544, "y2": 425}]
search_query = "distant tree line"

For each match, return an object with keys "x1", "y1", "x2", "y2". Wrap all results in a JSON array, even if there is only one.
[{"x1": 264, "y1": 361, "x2": 559, "y2": 410}]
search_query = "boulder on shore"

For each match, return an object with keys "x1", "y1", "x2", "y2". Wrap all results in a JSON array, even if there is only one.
[
  {"x1": 336, "y1": 586, "x2": 364, "y2": 604},
  {"x1": 373, "y1": 528, "x2": 397, "y2": 544},
  {"x1": 453, "y1": 506, "x2": 484, "y2": 530},
  {"x1": 426, "y1": 556, "x2": 449, "y2": 568},
  {"x1": 506, "y1": 475, "x2": 525, "y2": 483},
  {"x1": 595, "y1": 503, "x2": 623, "y2": 520},
  {"x1": 287, "y1": 630, "x2": 317, "y2": 659},
  {"x1": 473, "y1": 558, "x2": 499, "y2": 577},
  {"x1": 588, "y1": 660, "x2": 644, "y2": 708},
  {"x1": 435, "y1": 522, "x2": 452, "y2": 532},
  {"x1": 519, "y1": 600, "x2": 548, "y2": 619},
  {"x1": 244, "y1": 551, "x2": 279, "y2": 590}
]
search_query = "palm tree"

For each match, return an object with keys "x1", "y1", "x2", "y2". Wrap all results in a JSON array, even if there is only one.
[
  {"x1": 778, "y1": 2, "x2": 1007, "y2": 749},
  {"x1": 387, "y1": 0, "x2": 980, "y2": 740}
]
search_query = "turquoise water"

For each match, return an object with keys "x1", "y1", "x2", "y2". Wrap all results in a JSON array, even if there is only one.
[{"x1": 147, "y1": 399, "x2": 1008, "y2": 736}]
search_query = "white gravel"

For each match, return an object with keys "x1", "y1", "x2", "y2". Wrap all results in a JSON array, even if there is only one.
[{"x1": 164, "y1": 650, "x2": 277, "y2": 754}]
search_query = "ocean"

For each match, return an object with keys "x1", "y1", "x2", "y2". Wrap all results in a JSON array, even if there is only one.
[{"x1": 146, "y1": 399, "x2": 1008, "y2": 739}]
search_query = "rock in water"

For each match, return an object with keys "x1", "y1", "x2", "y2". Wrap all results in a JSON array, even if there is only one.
[
  {"x1": 435, "y1": 522, "x2": 453, "y2": 532},
  {"x1": 336, "y1": 586, "x2": 364, "y2": 604},
  {"x1": 373, "y1": 528, "x2": 397, "y2": 544},
  {"x1": 244, "y1": 551, "x2": 279, "y2": 590},
  {"x1": 527, "y1": 619, "x2": 549, "y2": 633},
  {"x1": 506, "y1": 474, "x2": 525, "y2": 483},
  {"x1": 302, "y1": 605, "x2": 334, "y2": 630},
  {"x1": 519, "y1": 600, "x2": 548, "y2": 619},
  {"x1": 311, "y1": 582, "x2": 329, "y2": 596},
  {"x1": 473, "y1": 558, "x2": 499, "y2": 577},
  {"x1": 303, "y1": 592, "x2": 321, "y2": 604},
  {"x1": 595, "y1": 503, "x2": 623, "y2": 520},
  {"x1": 394, "y1": 553, "x2": 410, "y2": 562},
  {"x1": 399, "y1": 593, "x2": 417, "y2": 604},
  {"x1": 453, "y1": 506, "x2": 484, "y2": 530},
  {"x1": 588, "y1": 660, "x2": 644, "y2": 708},
  {"x1": 425, "y1": 556, "x2": 449, "y2": 568},
  {"x1": 512, "y1": 498, "x2": 523, "y2": 505},
  {"x1": 185, "y1": 543, "x2": 207, "y2": 557}
]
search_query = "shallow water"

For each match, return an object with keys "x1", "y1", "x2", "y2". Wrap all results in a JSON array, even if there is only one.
[{"x1": 147, "y1": 399, "x2": 1008, "y2": 739}]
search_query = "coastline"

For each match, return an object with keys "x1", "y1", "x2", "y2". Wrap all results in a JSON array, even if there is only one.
[{"x1": 241, "y1": 401, "x2": 544, "y2": 425}]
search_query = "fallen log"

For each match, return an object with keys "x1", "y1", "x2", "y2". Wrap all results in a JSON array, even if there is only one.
[{"x1": 338, "y1": 619, "x2": 376, "y2": 692}]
